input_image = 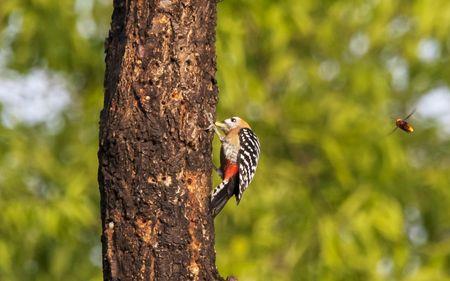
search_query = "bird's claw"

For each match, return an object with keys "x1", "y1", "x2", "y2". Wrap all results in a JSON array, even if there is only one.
[
  {"x1": 204, "y1": 123, "x2": 215, "y2": 131},
  {"x1": 206, "y1": 112, "x2": 215, "y2": 124},
  {"x1": 203, "y1": 113, "x2": 215, "y2": 131},
  {"x1": 204, "y1": 112, "x2": 224, "y2": 142},
  {"x1": 203, "y1": 112, "x2": 216, "y2": 131}
]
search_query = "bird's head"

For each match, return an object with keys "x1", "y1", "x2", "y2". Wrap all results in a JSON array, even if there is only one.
[{"x1": 215, "y1": 116, "x2": 250, "y2": 133}]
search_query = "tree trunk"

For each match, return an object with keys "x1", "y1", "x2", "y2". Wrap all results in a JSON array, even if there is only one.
[{"x1": 98, "y1": 0, "x2": 221, "y2": 280}]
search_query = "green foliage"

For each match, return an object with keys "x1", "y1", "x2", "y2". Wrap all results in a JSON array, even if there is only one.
[{"x1": 1, "y1": 0, "x2": 450, "y2": 280}]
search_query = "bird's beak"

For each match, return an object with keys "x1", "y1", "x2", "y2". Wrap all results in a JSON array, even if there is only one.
[{"x1": 215, "y1": 121, "x2": 227, "y2": 131}]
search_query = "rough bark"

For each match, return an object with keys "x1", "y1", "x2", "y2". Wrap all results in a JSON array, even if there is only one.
[{"x1": 98, "y1": 0, "x2": 221, "y2": 280}]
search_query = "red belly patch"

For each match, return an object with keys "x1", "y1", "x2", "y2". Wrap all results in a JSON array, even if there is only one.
[{"x1": 224, "y1": 161, "x2": 239, "y2": 180}]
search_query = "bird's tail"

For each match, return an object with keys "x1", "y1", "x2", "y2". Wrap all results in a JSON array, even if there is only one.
[{"x1": 210, "y1": 177, "x2": 236, "y2": 218}]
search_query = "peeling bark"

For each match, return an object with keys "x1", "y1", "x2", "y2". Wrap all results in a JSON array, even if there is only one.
[{"x1": 98, "y1": 0, "x2": 221, "y2": 280}]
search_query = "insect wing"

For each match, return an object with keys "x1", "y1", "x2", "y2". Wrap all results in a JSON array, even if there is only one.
[
  {"x1": 404, "y1": 108, "x2": 416, "y2": 121},
  {"x1": 387, "y1": 126, "x2": 398, "y2": 136}
]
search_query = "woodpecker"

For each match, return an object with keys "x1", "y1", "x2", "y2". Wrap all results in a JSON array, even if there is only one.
[{"x1": 209, "y1": 116, "x2": 260, "y2": 217}]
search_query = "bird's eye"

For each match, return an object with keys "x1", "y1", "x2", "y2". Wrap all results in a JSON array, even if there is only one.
[{"x1": 231, "y1": 118, "x2": 236, "y2": 122}]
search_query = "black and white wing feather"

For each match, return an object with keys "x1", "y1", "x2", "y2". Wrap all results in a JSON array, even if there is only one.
[{"x1": 236, "y1": 128, "x2": 260, "y2": 203}]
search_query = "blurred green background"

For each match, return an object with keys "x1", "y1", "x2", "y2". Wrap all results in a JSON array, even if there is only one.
[{"x1": 0, "y1": 0, "x2": 449, "y2": 280}]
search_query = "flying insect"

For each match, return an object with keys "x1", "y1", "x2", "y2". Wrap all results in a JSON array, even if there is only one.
[{"x1": 390, "y1": 109, "x2": 416, "y2": 135}]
